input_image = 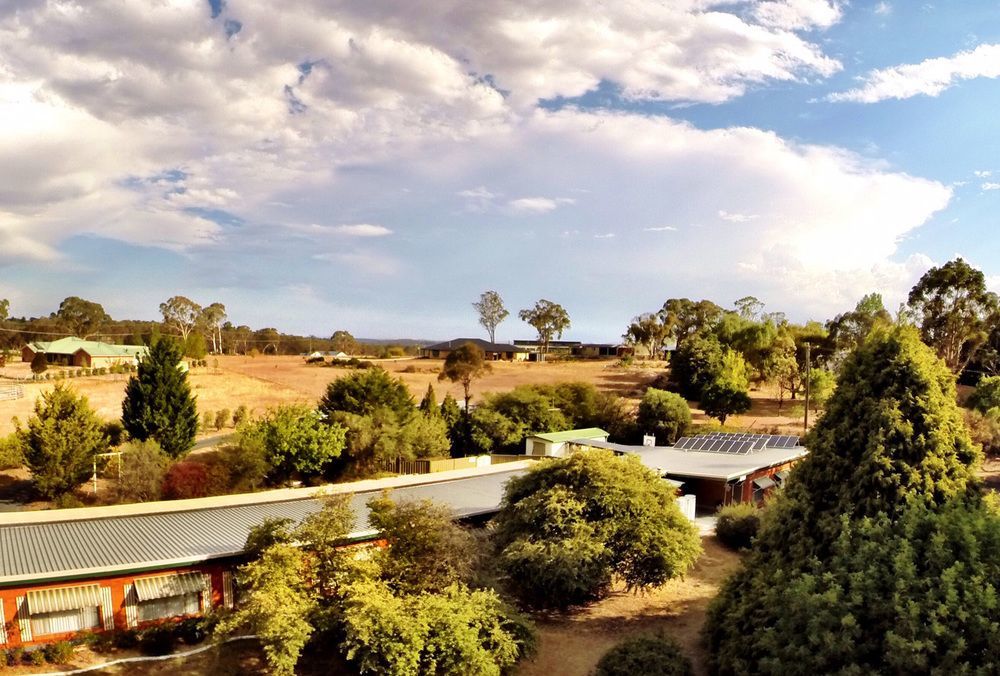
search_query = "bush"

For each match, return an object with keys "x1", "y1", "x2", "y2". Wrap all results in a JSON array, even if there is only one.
[
  {"x1": 969, "y1": 375, "x2": 1000, "y2": 413},
  {"x1": 118, "y1": 440, "x2": 170, "y2": 503},
  {"x1": 215, "y1": 409, "x2": 230, "y2": 431},
  {"x1": 82, "y1": 630, "x2": 117, "y2": 653},
  {"x1": 25, "y1": 649, "x2": 45, "y2": 666},
  {"x1": 966, "y1": 408, "x2": 1000, "y2": 456},
  {"x1": 42, "y1": 641, "x2": 74, "y2": 664},
  {"x1": 319, "y1": 367, "x2": 414, "y2": 418},
  {"x1": 103, "y1": 420, "x2": 127, "y2": 447},
  {"x1": 5, "y1": 647, "x2": 23, "y2": 666},
  {"x1": 54, "y1": 493, "x2": 85, "y2": 509},
  {"x1": 162, "y1": 461, "x2": 212, "y2": 499},
  {"x1": 112, "y1": 629, "x2": 139, "y2": 650},
  {"x1": 233, "y1": 405, "x2": 250, "y2": 427},
  {"x1": 175, "y1": 617, "x2": 209, "y2": 645},
  {"x1": 0, "y1": 433, "x2": 24, "y2": 470},
  {"x1": 202, "y1": 411, "x2": 214, "y2": 433},
  {"x1": 715, "y1": 502, "x2": 761, "y2": 550},
  {"x1": 636, "y1": 388, "x2": 690, "y2": 445},
  {"x1": 595, "y1": 635, "x2": 693, "y2": 676},
  {"x1": 138, "y1": 624, "x2": 177, "y2": 655},
  {"x1": 238, "y1": 405, "x2": 347, "y2": 483}
]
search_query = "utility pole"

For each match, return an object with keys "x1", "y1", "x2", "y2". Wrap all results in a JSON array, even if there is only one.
[{"x1": 804, "y1": 342, "x2": 811, "y2": 432}]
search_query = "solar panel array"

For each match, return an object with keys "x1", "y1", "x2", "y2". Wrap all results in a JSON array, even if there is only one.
[{"x1": 672, "y1": 432, "x2": 800, "y2": 454}]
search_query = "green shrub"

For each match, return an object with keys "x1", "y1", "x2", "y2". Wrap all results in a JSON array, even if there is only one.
[
  {"x1": 232, "y1": 405, "x2": 250, "y2": 427},
  {"x1": 138, "y1": 624, "x2": 177, "y2": 655},
  {"x1": 54, "y1": 493, "x2": 85, "y2": 509},
  {"x1": 24, "y1": 649, "x2": 45, "y2": 666},
  {"x1": 82, "y1": 630, "x2": 117, "y2": 653},
  {"x1": 175, "y1": 617, "x2": 209, "y2": 645},
  {"x1": 112, "y1": 629, "x2": 139, "y2": 650},
  {"x1": 202, "y1": 411, "x2": 214, "y2": 432},
  {"x1": 636, "y1": 388, "x2": 690, "y2": 445},
  {"x1": 42, "y1": 641, "x2": 74, "y2": 664},
  {"x1": 595, "y1": 635, "x2": 693, "y2": 676},
  {"x1": 0, "y1": 433, "x2": 24, "y2": 470},
  {"x1": 966, "y1": 408, "x2": 1000, "y2": 456},
  {"x1": 715, "y1": 502, "x2": 761, "y2": 550},
  {"x1": 103, "y1": 420, "x2": 127, "y2": 447},
  {"x1": 215, "y1": 409, "x2": 230, "y2": 431},
  {"x1": 969, "y1": 376, "x2": 1000, "y2": 413}
]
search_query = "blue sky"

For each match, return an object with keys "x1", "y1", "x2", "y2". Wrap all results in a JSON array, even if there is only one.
[{"x1": 2, "y1": 0, "x2": 1000, "y2": 341}]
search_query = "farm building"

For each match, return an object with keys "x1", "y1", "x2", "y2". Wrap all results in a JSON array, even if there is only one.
[
  {"x1": 524, "y1": 428, "x2": 610, "y2": 457},
  {"x1": 513, "y1": 339, "x2": 580, "y2": 356},
  {"x1": 21, "y1": 338, "x2": 148, "y2": 369},
  {"x1": 573, "y1": 432, "x2": 806, "y2": 510},
  {"x1": 572, "y1": 343, "x2": 632, "y2": 358},
  {"x1": 421, "y1": 338, "x2": 528, "y2": 361},
  {"x1": 0, "y1": 463, "x2": 532, "y2": 648}
]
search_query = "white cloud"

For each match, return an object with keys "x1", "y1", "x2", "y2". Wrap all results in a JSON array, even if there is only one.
[
  {"x1": 874, "y1": 2, "x2": 892, "y2": 16},
  {"x1": 829, "y1": 43, "x2": 1000, "y2": 103},
  {"x1": 982, "y1": 182, "x2": 1000, "y2": 191},
  {"x1": 753, "y1": 0, "x2": 843, "y2": 30},
  {"x1": 508, "y1": 197, "x2": 575, "y2": 214},
  {"x1": 975, "y1": 170, "x2": 992, "y2": 178},
  {"x1": 594, "y1": 233, "x2": 616, "y2": 239},
  {"x1": 643, "y1": 226, "x2": 678, "y2": 232},
  {"x1": 719, "y1": 210, "x2": 760, "y2": 223},
  {"x1": 329, "y1": 223, "x2": 393, "y2": 237},
  {"x1": 457, "y1": 187, "x2": 497, "y2": 200}
]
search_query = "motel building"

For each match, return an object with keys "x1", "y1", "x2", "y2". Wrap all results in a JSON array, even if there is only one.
[{"x1": 0, "y1": 463, "x2": 532, "y2": 648}]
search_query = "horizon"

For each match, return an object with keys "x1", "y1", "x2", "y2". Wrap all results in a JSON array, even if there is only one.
[{"x1": 3, "y1": 1, "x2": 1000, "y2": 341}]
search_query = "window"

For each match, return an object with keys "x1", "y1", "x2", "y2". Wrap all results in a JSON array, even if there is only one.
[
  {"x1": 31, "y1": 606, "x2": 99, "y2": 636},
  {"x1": 532, "y1": 441, "x2": 546, "y2": 456},
  {"x1": 137, "y1": 593, "x2": 200, "y2": 623}
]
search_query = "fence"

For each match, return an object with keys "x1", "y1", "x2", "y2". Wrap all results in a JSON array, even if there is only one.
[
  {"x1": 0, "y1": 385, "x2": 23, "y2": 401},
  {"x1": 377, "y1": 455, "x2": 494, "y2": 475}
]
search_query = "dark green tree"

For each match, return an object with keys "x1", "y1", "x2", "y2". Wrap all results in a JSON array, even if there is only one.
[
  {"x1": 636, "y1": 388, "x2": 690, "y2": 444},
  {"x1": 121, "y1": 338, "x2": 199, "y2": 457},
  {"x1": 493, "y1": 451, "x2": 701, "y2": 609},
  {"x1": 704, "y1": 326, "x2": 986, "y2": 674},
  {"x1": 826, "y1": 292, "x2": 892, "y2": 361},
  {"x1": 320, "y1": 367, "x2": 414, "y2": 419},
  {"x1": 969, "y1": 375, "x2": 1000, "y2": 413},
  {"x1": 596, "y1": 635, "x2": 693, "y2": 676},
  {"x1": 20, "y1": 384, "x2": 108, "y2": 498},
  {"x1": 237, "y1": 405, "x2": 346, "y2": 482},
  {"x1": 908, "y1": 257, "x2": 998, "y2": 374},
  {"x1": 418, "y1": 384, "x2": 438, "y2": 416},
  {"x1": 56, "y1": 296, "x2": 110, "y2": 338},
  {"x1": 330, "y1": 330, "x2": 359, "y2": 355},
  {"x1": 30, "y1": 351, "x2": 47, "y2": 375},
  {"x1": 670, "y1": 331, "x2": 724, "y2": 399}
]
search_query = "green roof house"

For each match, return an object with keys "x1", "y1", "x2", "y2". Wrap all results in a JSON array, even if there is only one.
[
  {"x1": 22, "y1": 338, "x2": 149, "y2": 368},
  {"x1": 524, "y1": 427, "x2": 609, "y2": 458}
]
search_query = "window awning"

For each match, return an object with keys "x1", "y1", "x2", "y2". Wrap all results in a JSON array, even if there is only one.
[
  {"x1": 775, "y1": 470, "x2": 789, "y2": 483},
  {"x1": 753, "y1": 476, "x2": 776, "y2": 490},
  {"x1": 134, "y1": 573, "x2": 205, "y2": 602},
  {"x1": 26, "y1": 584, "x2": 102, "y2": 614}
]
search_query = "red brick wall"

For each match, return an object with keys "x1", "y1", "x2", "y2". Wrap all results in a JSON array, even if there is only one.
[{"x1": 0, "y1": 561, "x2": 231, "y2": 647}]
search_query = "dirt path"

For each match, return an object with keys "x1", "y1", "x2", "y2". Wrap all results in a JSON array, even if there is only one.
[{"x1": 518, "y1": 537, "x2": 742, "y2": 676}]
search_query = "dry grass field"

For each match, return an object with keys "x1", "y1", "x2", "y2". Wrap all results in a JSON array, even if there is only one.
[{"x1": 0, "y1": 354, "x2": 809, "y2": 437}]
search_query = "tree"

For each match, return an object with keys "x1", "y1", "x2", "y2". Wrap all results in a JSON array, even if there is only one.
[
  {"x1": 30, "y1": 351, "x2": 47, "y2": 375},
  {"x1": 479, "y1": 386, "x2": 566, "y2": 435},
  {"x1": 699, "y1": 349, "x2": 751, "y2": 425},
  {"x1": 117, "y1": 440, "x2": 170, "y2": 503},
  {"x1": 969, "y1": 375, "x2": 1000, "y2": 413},
  {"x1": 199, "y1": 302, "x2": 227, "y2": 354},
  {"x1": 595, "y1": 636, "x2": 693, "y2": 676},
  {"x1": 330, "y1": 330, "x2": 359, "y2": 355},
  {"x1": 907, "y1": 258, "x2": 998, "y2": 374},
  {"x1": 367, "y1": 494, "x2": 478, "y2": 594},
  {"x1": 826, "y1": 292, "x2": 891, "y2": 362},
  {"x1": 472, "y1": 290, "x2": 509, "y2": 344},
  {"x1": 438, "y1": 343, "x2": 491, "y2": 448},
  {"x1": 418, "y1": 384, "x2": 438, "y2": 416},
  {"x1": 55, "y1": 296, "x2": 110, "y2": 338},
  {"x1": 669, "y1": 331, "x2": 724, "y2": 399},
  {"x1": 624, "y1": 313, "x2": 670, "y2": 360},
  {"x1": 704, "y1": 326, "x2": 984, "y2": 674},
  {"x1": 121, "y1": 338, "x2": 199, "y2": 457},
  {"x1": 518, "y1": 299, "x2": 570, "y2": 354},
  {"x1": 320, "y1": 367, "x2": 414, "y2": 419},
  {"x1": 238, "y1": 405, "x2": 346, "y2": 482},
  {"x1": 0, "y1": 298, "x2": 8, "y2": 322},
  {"x1": 217, "y1": 544, "x2": 314, "y2": 676},
  {"x1": 734, "y1": 295, "x2": 765, "y2": 321},
  {"x1": 159, "y1": 296, "x2": 203, "y2": 342},
  {"x1": 493, "y1": 451, "x2": 701, "y2": 609},
  {"x1": 806, "y1": 368, "x2": 835, "y2": 411},
  {"x1": 636, "y1": 388, "x2": 690, "y2": 444},
  {"x1": 661, "y1": 298, "x2": 723, "y2": 346},
  {"x1": 19, "y1": 384, "x2": 108, "y2": 498}
]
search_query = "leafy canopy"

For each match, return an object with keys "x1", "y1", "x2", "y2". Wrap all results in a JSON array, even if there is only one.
[
  {"x1": 472, "y1": 290, "x2": 509, "y2": 344},
  {"x1": 637, "y1": 388, "x2": 690, "y2": 445},
  {"x1": 238, "y1": 404, "x2": 346, "y2": 482},
  {"x1": 493, "y1": 451, "x2": 701, "y2": 608},
  {"x1": 20, "y1": 384, "x2": 108, "y2": 498},
  {"x1": 320, "y1": 367, "x2": 414, "y2": 419},
  {"x1": 518, "y1": 299, "x2": 570, "y2": 353}
]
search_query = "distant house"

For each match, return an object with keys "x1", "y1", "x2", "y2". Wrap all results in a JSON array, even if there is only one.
[
  {"x1": 421, "y1": 339, "x2": 528, "y2": 362},
  {"x1": 22, "y1": 338, "x2": 149, "y2": 369},
  {"x1": 524, "y1": 428, "x2": 610, "y2": 457},
  {"x1": 513, "y1": 339, "x2": 580, "y2": 356},
  {"x1": 572, "y1": 343, "x2": 632, "y2": 359}
]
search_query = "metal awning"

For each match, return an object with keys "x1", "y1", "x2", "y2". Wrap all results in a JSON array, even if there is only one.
[
  {"x1": 26, "y1": 584, "x2": 102, "y2": 614},
  {"x1": 134, "y1": 573, "x2": 204, "y2": 602},
  {"x1": 753, "y1": 476, "x2": 776, "y2": 490},
  {"x1": 775, "y1": 470, "x2": 789, "y2": 483}
]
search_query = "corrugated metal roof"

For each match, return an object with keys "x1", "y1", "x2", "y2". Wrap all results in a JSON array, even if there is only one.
[
  {"x1": 0, "y1": 467, "x2": 527, "y2": 586},
  {"x1": 134, "y1": 573, "x2": 204, "y2": 601},
  {"x1": 422, "y1": 339, "x2": 527, "y2": 353},
  {"x1": 27, "y1": 584, "x2": 102, "y2": 613},
  {"x1": 530, "y1": 428, "x2": 609, "y2": 444}
]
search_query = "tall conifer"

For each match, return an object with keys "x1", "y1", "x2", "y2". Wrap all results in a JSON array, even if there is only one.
[{"x1": 122, "y1": 338, "x2": 198, "y2": 457}]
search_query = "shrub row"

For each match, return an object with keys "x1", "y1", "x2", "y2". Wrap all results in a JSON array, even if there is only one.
[{"x1": 2, "y1": 640, "x2": 74, "y2": 666}]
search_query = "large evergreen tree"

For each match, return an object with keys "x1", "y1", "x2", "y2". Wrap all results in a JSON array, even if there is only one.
[
  {"x1": 121, "y1": 338, "x2": 199, "y2": 457},
  {"x1": 20, "y1": 384, "x2": 108, "y2": 498},
  {"x1": 704, "y1": 326, "x2": 990, "y2": 674}
]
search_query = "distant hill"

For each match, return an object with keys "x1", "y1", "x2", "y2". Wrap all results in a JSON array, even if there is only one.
[{"x1": 355, "y1": 338, "x2": 440, "y2": 347}]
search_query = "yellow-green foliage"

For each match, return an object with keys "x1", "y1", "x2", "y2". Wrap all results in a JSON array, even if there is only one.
[{"x1": 715, "y1": 502, "x2": 761, "y2": 551}]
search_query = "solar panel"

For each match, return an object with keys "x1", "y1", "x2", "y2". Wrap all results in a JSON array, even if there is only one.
[{"x1": 671, "y1": 432, "x2": 801, "y2": 452}]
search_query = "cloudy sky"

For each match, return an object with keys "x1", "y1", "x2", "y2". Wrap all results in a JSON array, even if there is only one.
[{"x1": 2, "y1": 0, "x2": 999, "y2": 341}]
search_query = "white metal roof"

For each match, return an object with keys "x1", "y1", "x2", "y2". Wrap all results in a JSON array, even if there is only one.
[
  {"x1": 0, "y1": 463, "x2": 532, "y2": 586},
  {"x1": 630, "y1": 445, "x2": 807, "y2": 480}
]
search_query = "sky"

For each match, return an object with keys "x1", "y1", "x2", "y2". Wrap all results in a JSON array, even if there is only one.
[{"x1": 2, "y1": 0, "x2": 1000, "y2": 342}]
